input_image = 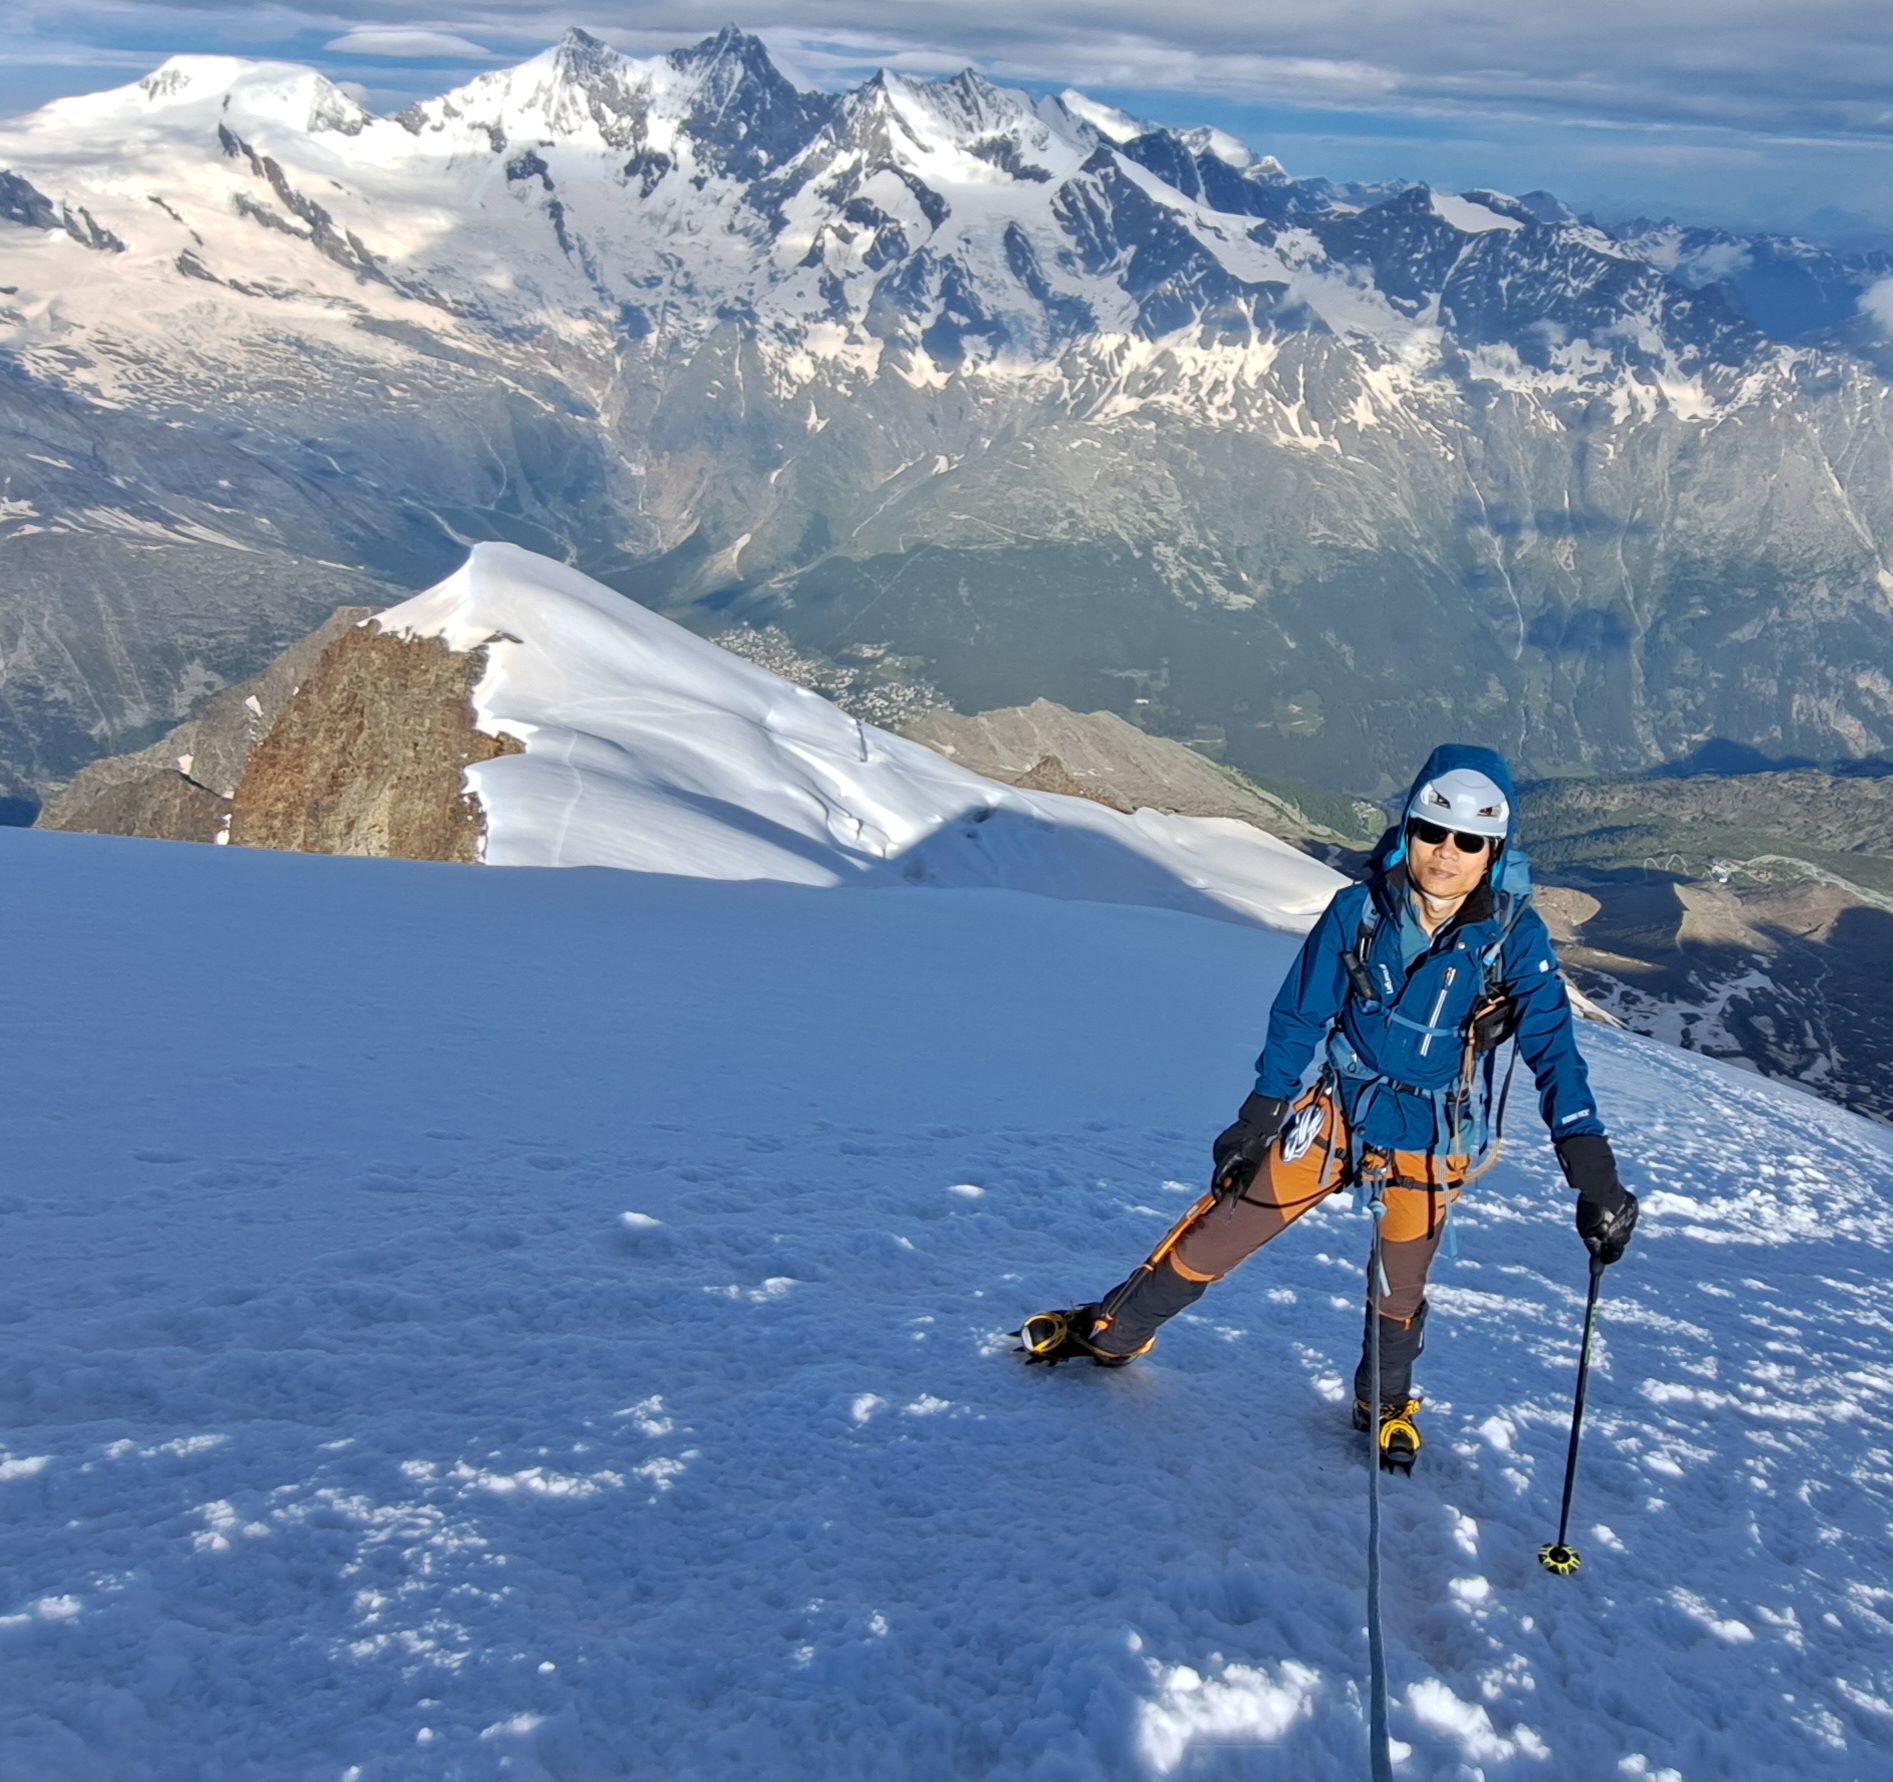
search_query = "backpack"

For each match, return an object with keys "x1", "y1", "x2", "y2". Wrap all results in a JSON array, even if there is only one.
[{"x1": 1325, "y1": 846, "x2": 1534, "y2": 1185}]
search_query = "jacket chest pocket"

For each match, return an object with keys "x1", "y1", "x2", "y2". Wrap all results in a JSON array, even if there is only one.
[{"x1": 1376, "y1": 953, "x2": 1468, "y2": 1082}]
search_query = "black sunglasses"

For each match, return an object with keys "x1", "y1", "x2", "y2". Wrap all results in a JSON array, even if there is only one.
[{"x1": 1408, "y1": 818, "x2": 1494, "y2": 855}]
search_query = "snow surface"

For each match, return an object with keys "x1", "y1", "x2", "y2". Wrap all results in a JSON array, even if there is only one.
[
  {"x1": 1055, "y1": 88, "x2": 1146, "y2": 146},
  {"x1": 6, "y1": 827, "x2": 1893, "y2": 1778},
  {"x1": 1429, "y1": 193, "x2": 1524, "y2": 236},
  {"x1": 375, "y1": 543, "x2": 1338, "y2": 930}
]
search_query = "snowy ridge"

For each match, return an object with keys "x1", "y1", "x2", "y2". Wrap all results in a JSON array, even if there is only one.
[
  {"x1": 376, "y1": 543, "x2": 1338, "y2": 929},
  {"x1": 0, "y1": 25, "x2": 1823, "y2": 410}
]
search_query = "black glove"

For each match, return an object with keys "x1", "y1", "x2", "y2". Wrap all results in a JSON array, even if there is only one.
[
  {"x1": 1211, "y1": 1092, "x2": 1288, "y2": 1200},
  {"x1": 1556, "y1": 1133, "x2": 1640, "y2": 1265}
]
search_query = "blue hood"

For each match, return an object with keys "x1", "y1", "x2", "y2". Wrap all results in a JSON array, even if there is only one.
[{"x1": 1370, "y1": 742, "x2": 1521, "y2": 876}]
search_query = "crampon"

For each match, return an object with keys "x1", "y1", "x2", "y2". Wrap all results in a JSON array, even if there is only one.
[
  {"x1": 1013, "y1": 1306, "x2": 1150, "y2": 1367},
  {"x1": 1354, "y1": 1396, "x2": 1422, "y2": 1473}
]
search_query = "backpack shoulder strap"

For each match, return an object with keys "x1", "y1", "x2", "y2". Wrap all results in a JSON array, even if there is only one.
[
  {"x1": 1341, "y1": 884, "x2": 1389, "y2": 1009},
  {"x1": 1479, "y1": 848, "x2": 1535, "y2": 994}
]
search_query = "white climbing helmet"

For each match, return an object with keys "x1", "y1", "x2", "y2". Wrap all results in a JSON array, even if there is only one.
[{"x1": 1407, "y1": 767, "x2": 1510, "y2": 839}]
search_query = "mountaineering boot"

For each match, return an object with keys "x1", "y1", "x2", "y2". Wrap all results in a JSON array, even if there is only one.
[
  {"x1": 1354, "y1": 1397, "x2": 1423, "y2": 1472},
  {"x1": 1086, "y1": 1255, "x2": 1210, "y2": 1355},
  {"x1": 1353, "y1": 1299, "x2": 1429, "y2": 1404},
  {"x1": 1015, "y1": 1305, "x2": 1154, "y2": 1368}
]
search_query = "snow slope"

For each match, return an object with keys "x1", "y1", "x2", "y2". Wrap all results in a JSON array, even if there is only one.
[
  {"x1": 376, "y1": 542, "x2": 1339, "y2": 930},
  {"x1": 6, "y1": 828, "x2": 1893, "y2": 1778}
]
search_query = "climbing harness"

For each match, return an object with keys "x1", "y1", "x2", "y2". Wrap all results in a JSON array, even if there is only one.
[{"x1": 1326, "y1": 853, "x2": 1535, "y2": 1228}]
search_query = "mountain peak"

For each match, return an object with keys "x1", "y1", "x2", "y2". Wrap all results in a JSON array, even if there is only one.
[
  {"x1": 668, "y1": 23, "x2": 796, "y2": 93},
  {"x1": 100, "y1": 55, "x2": 371, "y2": 134},
  {"x1": 847, "y1": 64, "x2": 1051, "y2": 148},
  {"x1": 549, "y1": 26, "x2": 626, "y2": 83},
  {"x1": 664, "y1": 25, "x2": 833, "y2": 178},
  {"x1": 942, "y1": 68, "x2": 1002, "y2": 100},
  {"x1": 687, "y1": 22, "x2": 769, "y2": 60},
  {"x1": 1055, "y1": 88, "x2": 1146, "y2": 146},
  {"x1": 1178, "y1": 124, "x2": 1255, "y2": 171}
]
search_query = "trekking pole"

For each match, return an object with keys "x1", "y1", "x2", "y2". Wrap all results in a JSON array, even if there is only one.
[{"x1": 1538, "y1": 1255, "x2": 1606, "y2": 1576}]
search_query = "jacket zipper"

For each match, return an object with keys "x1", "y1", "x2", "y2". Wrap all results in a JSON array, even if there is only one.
[{"x1": 1420, "y1": 966, "x2": 1456, "y2": 1056}]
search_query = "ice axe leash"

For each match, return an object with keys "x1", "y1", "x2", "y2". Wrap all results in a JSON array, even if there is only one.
[{"x1": 1539, "y1": 1254, "x2": 1606, "y2": 1577}]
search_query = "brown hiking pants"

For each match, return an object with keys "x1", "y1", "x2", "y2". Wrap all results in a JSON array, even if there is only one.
[{"x1": 1093, "y1": 1089, "x2": 1463, "y2": 1399}]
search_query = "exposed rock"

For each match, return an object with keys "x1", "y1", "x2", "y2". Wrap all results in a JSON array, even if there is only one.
[
  {"x1": 1531, "y1": 884, "x2": 1603, "y2": 946},
  {"x1": 39, "y1": 605, "x2": 375, "y2": 837},
  {"x1": 904, "y1": 698, "x2": 1371, "y2": 843},
  {"x1": 229, "y1": 623, "x2": 519, "y2": 862},
  {"x1": 1008, "y1": 753, "x2": 1131, "y2": 810},
  {"x1": 43, "y1": 604, "x2": 520, "y2": 863},
  {"x1": 48, "y1": 768, "x2": 228, "y2": 843}
]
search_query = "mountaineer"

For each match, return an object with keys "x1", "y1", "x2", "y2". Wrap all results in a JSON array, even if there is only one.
[{"x1": 1019, "y1": 744, "x2": 1640, "y2": 1469}]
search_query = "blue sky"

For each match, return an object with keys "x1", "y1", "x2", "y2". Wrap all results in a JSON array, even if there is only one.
[{"x1": 8, "y1": 4, "x2": 1893, "y2": 245}]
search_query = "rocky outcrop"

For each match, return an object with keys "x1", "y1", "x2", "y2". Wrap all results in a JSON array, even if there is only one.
[
  {"x1": 904, "y1": 699, "x2": 1374, "y2": 844},
  {"x1": 49, "y1": 768, "x2": 229, "y2": 843},
  {"x1": 42, "y1": 605, "x2": 523, "y2": 863},
  {"x1": 228, "y1": 623, "x2": 519, "y2": 862},
  {"x1": 39, "y1": 605, "x2": 375, "y2": 839},
  {"x1": 1007, "y1": 753, "x2": 1131, "y2": 811}
]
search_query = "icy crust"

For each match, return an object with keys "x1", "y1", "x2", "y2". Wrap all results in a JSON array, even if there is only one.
[{"x1": 373, "y1": 543, "x2": 1338, "y2": 926}]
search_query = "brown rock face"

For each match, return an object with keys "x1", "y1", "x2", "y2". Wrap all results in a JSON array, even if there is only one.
[
  {"x1": 1008, "y1": 753, "x2": 1132, "y2": 811},
  {"x1": 903, "y1": 698, "x2": 1365, "y2": 843},
  {"x1": 47, "y1": 768, "x2": 229, "y2": 843},
  {"x1": 38, "y1": 605, "x2": 375, "y2": 840},
  {"x1": 230, "y1": 624, "x2": 519, "y2": 863}
]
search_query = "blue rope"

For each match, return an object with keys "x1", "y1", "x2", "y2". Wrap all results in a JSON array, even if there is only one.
[{"x1": 1365, "y1": 1195, "x2": 1395, "y2": 1782}]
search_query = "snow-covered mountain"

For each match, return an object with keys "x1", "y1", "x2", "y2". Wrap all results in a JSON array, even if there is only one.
[
  {"x1": 351, "y1": 542, "x2": 1342, "y2": 926},
  {"x1": 5, "y1": 28, "x2": 1893, "y2": 801},
  {"x1": 383, "y1": 546, "x2": 1341, "y2": 918},
  {"x1": 42, "y1": 539, "x2": 1342, "y2": 928},
  {"x1": 6, "y1": 806, "x2": 1893, "y2": 1774}
]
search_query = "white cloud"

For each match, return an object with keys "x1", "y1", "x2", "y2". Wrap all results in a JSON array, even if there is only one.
[
  {"x1": 323, "y1": 28, "x2": 496, "y2": 61},
  {"x1": 1859, "y1": 278, "x2": 1893, "y2": 335},
  {"x1": 1682, "y1": 240, "x2": 1754, "y2": 282}
]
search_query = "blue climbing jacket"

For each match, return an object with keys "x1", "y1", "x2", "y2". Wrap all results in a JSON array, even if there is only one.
[{"x1": 1253, "y1": 744, "x2": 1605, "y2": 1159}]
